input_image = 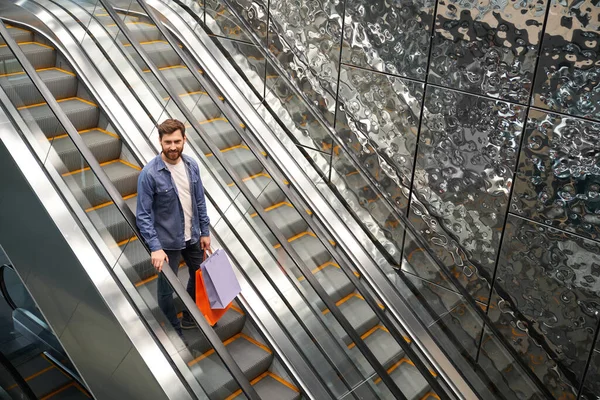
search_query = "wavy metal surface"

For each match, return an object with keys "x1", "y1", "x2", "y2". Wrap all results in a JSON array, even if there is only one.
[
  {"x1": 428, "y1": 0, "x2": 547, "y2": 104},
  {"x1": 489, "y1": 214, "x2": 600, "y2": 397},
  {"x1": 533, "y1": 0, "x2": 600, "y2": 121},
  {"x1": 341, "y1": 0, "x2": 435, "y2": 80},
  {"x1": 512, "y1": 109, "x2": 600, "y2": 240},
  {"x1": 407, "y1": 87, "x2": 525, "y2": 303}
]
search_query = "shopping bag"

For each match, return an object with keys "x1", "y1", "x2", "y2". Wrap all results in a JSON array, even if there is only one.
[
  {"x1": 195, "y1": 250, "x2": 230, "y2": 326},
  {"x1": 201, "y1": 248, "x2": 241, "y2": 309}
]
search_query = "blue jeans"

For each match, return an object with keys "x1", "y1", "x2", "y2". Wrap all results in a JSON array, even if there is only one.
[{"x1": 157, "y1": 241, "x2": 203, "y2": 331}]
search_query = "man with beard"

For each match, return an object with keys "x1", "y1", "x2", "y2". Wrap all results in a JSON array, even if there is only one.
[{"x1": 136, "y1": 119, "x2": 211, "y2": 338}]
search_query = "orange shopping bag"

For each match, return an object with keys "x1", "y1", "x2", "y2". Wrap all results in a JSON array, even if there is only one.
[{"x1": 195, "y1": 250, "x2": 231, "y2": 326}]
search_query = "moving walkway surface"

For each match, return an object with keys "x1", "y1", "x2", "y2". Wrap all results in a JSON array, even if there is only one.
[{"x1": 0, "y1": 20, "x2": 302, "y2": 400}]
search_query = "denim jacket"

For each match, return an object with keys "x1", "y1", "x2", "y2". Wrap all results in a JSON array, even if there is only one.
[{"x1": 136, "y1": 154, "x2": 210, "y2": 251}]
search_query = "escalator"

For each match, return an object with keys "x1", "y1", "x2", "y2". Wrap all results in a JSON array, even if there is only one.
[
  {"x1": 0, "y1": 21, "x2": 303, "y2": 400},
  {"x1": 0, "y1": 262, "x2": 91, "y2": 400},
  {"x1": 52, "y1": 2, "x2": 450, "y2": 398}
]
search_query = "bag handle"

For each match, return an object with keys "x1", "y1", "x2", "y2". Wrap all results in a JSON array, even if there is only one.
[{"x1": 202, "y1": 247, "x2": 214, "y2": 261}]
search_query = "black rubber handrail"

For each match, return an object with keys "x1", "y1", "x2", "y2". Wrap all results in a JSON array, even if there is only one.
[
  {"x1": 97, "y1": 1, "x2": 414, "y2": 398},
  {"x1": 43, "y1": 352, "x2": 94, "y2": 399},
  {"x1": 0, "y1": 20, "x2": 258, "y2": 400},
  {"x1": 186, "y1": 2, "x2": 556, "y2": 398},
  {"x1": 0, "y1": 264, "x2": 17, "y2": 311},
  {"x1": 0, "y1": 350, "x2": 37, "y2": 400}
]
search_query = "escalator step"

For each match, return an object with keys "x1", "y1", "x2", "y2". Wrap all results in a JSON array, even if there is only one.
[
  {"x1": 285, "y1": 233, "x2": 330, "y2": 268},
  {"x1": 229, "y1": 173, "x2": 286, "y2": 210},
  {"x1": 0, "y1": 68, "x2": 77, "y2": 107},
  {"x1": 62, "y1": 160, "x2": 140, "y2": 208},
  {"x1": 3, "y1": 26, "x2": 33, "y2": 43},
  {"x1": 125, "y1": 41, "x2": 180, "y2": 69},
  {"x1": 197, "y1": 118, "x2": 241, "y2": 150},
  {"x1": 41, "y1": 382, "x2": 90, "y2": 399},
  {"x1": 182, "y1": 306, "x2": 246, "y2": 355},
  {"x1": 230, "y1": 373, "x2": 300, "y2": 400},
  {"x1": 321, "y1": 294, "x2": 378, "y2": 346},
  {"x1": 206, "y1": 147, "x2": 264, "y2": 183},
  {"x1": 190, "y1": 335, "x2": 273, "y2": 399},
  {"x1": 251, "y1": 201, "x2": 307, "y2": 243},
  {"x1": 376, "y1": 359, "x2": 431, "y2": 400},
  {"x1": 12, "y1": 356, "x2": 71, "y2": 399},
  {"x1": 52, "y1": 129, "x2": 121, "y2": 173},
  {"x1": 86, "y1": 195, "x2": 138, "y2": 245},
  {"x1": 0, "y1": 43, "x2": 55, "y2": 75},
  {"x1": 178, "y1": 91, "x2": 222, "y2": 122},
  {"x1": 347, "y1": 326, "x2": 405, "y2": 375},
  {"x1": 307, "y1": 262, "x2": 355, "y2": 303},
  {"x1": 19, "y1": 98, "x2": 99, "y2": 138},
  {"x1": 143, "y1": 66, "x2": 202, "y2": 97},
  {"x1": 105, "y1": 21, "x2": 162, "y2": 44}
]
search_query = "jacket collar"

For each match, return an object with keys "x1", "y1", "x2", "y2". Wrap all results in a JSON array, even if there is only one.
[{"x1": 156, "y1": 153, "x2": 190, "y2": 171}]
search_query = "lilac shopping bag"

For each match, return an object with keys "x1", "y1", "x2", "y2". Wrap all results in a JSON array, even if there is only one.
[{"x1": 201, "y1": 249, "x2": 242, "y2": 309}]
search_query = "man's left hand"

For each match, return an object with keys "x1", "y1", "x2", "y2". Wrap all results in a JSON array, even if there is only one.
[{"x1": 200, "y1": 236, "x2": 211, "y2": 251}]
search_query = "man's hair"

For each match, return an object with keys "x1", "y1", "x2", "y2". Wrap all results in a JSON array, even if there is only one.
[{"x1": 157, "y1": 119, "x2": 186, "y2": 139}]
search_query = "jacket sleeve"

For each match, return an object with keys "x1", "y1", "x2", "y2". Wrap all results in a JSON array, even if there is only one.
[
  {"x1": 195, "y1": 165, "x2": 211, "y2": 237},
  {"x1": 136, "y1": 169, "x2": 162, "y2": 251}
]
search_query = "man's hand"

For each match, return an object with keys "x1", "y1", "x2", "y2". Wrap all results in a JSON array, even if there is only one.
[
  {"x1": 151, "y1": 249, "x2": 168, "y2": 272},
  {"x1": 200, "y1": 236, "x2": 211, "y2": 251}
]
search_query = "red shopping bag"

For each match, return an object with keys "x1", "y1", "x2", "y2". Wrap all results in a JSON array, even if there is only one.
[{"x1": 195, "y1": 250, "x2": 231, "y2": 326}]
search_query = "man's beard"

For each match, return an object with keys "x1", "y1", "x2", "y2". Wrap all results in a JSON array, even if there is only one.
[{"x1": 165, "y1": 148, "x2": 182, "y2": 160}]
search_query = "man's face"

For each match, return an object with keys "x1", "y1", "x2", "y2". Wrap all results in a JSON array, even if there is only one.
[{"x1": 160, "y1": 129, "x2": 185, "y2": 161}]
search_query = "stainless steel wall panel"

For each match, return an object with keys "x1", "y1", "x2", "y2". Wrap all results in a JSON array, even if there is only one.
[
  {"x1": 336, "y1": 64, "x2": 424, "y2": 200},
  {"x1": 532, "y1": 0, "x2": 600, "y2": 121},
  {"x1": 488, "y1": 214, "x2": 600, "y2": 397},
  {"x1": 408, "y1": 86, "x2": 526, "y2": 303},
  {"x1": 341, "y1": 0, "x2": 435, "y2": 81},
  {"x1": 428, "y1": 0, "x2": 549, "y2": 104},
  {"x1": 512, "y1": 109, "x2": 600, "y2": 240},
  {"x1": 207, "y1": 0, "x2": 267, "y2": 43},
  {"x1": 580, "y1": 348, "x2": 600, "y2": 399}
]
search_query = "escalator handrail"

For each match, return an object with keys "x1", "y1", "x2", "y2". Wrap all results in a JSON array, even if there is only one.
[
  {"x1": 42, "y1": 352, "x2": 93, "y2": 398},
  {"x1": 0, "y1": 264, "x2": 17, "y2": 311},
  {"x1": 98, "y1": 1, "x2": 430, "y2": 398},
  {"x1": 1, "y1": 267, "x2": 92, "y2": 398},
  {"x1": 183, "y1": 1, "x2": 555, "y2": 396},
  {"x1": 0, "y1": 20, "x2": 259, "y2": 400},
  {"x1": 0, "y1": 349, "x2": 38, "y2": 400}
]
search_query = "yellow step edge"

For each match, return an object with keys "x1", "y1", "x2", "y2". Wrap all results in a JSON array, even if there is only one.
[
  {"x1": 123, "y1": 40, "x2": 169, "y2": 47},
  {"x1": 249, "y1": 201, "x2": 293, "y2": 218},
  {"x1": 135, "y1": 263, "x2": 185, "y2": 287},
  {"x1": 273, "y1": 231, "x2": 316, "y2": 249},
  {"x1": 347, "y1": 325, "x2": 385, "y2": 350},
  {"x1": 0, "y1": 66, "x2": 74, "y2": 79},
  {"x1": 188, "y1": 332, "x2": 271, "y2": 367},
  {"x1": 17, "y1": 96, "x2": 97, "y2": 110},
  {"x1": 5, "y1": 364, "x2": 55, "y2": 391},
  {"x1": 51, "y1": 127, "x2": 120, "y2": 141},
  {"x1": 225, "y1": 371, "x2": 299, "y2": 400},
  {"x1": 62, "y1": 158, "x2": 138, "y2": 177},
  {"x1": 205, "y1": 143, "x2": 250, "y2": 157},
  {"x1": 85, "y1": 193, "x2": 137, "y2": 213},
  {"x1": 40, "y1": 382, "x2": 76, "y2": 400},
  {"x1": 0, "y1": 41, "x2": 54, "y2": 50},
  {"x1": 322, "y1": 292, "x2": 364, "y2": 315},
  {"x1": 421, "y1": 392, "x2": 441, "y2": 400}
]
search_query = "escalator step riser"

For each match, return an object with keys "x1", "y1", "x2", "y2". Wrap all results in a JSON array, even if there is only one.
[
  {"x1": 105, "y1": 23, "x2": 162, "y2": 44},
  {"x1": 20, "y1": 102, "x2": 99, "y2": 138},
  {"x1": 2, "y1": 27, "x2": 33, "y2": 44},
  {"x1": 0, "y1": 72, "x2": 77, "y2": 108},
  {"x1": 125, "y1": 44, "x2": 181, "y2": 70},
  {"x1": 55, "y1": 136, "x2": 121, "y2": 173}
]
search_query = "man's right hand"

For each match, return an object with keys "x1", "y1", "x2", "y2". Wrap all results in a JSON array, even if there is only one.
[{"x1": 151, "y1": 249, "x2": 168, "y2": 272}]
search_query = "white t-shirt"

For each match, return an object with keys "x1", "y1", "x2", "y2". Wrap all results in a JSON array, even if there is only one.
[{"x1": 165, "y1": 159, "x2": 193, "y2": 241}]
